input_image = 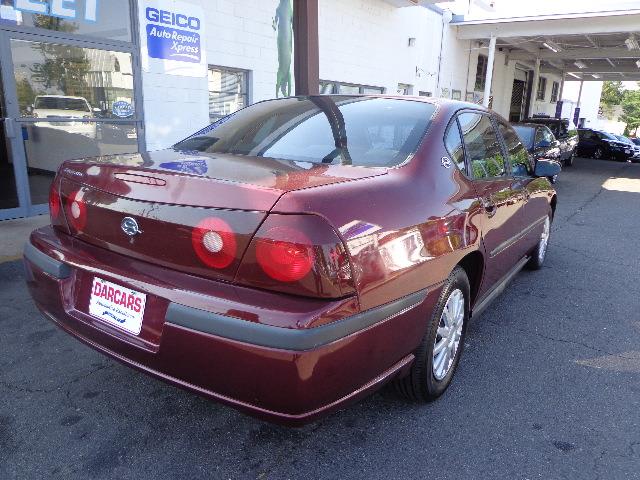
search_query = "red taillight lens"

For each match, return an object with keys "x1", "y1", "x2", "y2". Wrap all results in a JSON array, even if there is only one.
[
  {"x1": 255, "y1": 227, "x2": 315, "y2": 282},
  {"x1": 236, "y1": 214, "x2": 355, "y2": 298},
  {"x1": 49, "y1": 183, "x2": 61, "y2": 221},
  {"x1": 191, "y1": 217, "x2": 237, "y2": 269},
  {"x1": 65, "y1": 189, "x2": 87, "y2": 232}
]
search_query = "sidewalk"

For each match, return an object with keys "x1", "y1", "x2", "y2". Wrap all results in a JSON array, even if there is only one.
[{"x1": 0, "y1": 215, "x2": 49, "y2": 263}]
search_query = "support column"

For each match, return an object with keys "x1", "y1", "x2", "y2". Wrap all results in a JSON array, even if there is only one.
[
  {"x1": 293, "y1": 0, "x2": 319, "y2": 96},
  {"x1": 574, "y1": 79, "x2": 584, "y2": 128},
  {"x1": 531, "y1": 58, "x2": 541, "y2": 114},
  {"x1": 556, "y1": 71, "x2": 566, "y2": 119},
  {"x1": 577, "y1": 79, "x2": 584, "y2": 106},
  {"x1": 558, "y1": 71, "x2": 565, "y2": 102},
  {"x1": 483, "y1": 35, "x2": 496, "y2": 108}
]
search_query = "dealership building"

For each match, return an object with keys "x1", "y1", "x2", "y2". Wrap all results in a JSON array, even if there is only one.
[{"x1": 1, "y1": 0, "x2": 634, "y2": 220}]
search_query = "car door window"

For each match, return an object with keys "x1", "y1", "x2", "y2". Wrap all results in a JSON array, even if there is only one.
[
  {"x1": 498, "y1": 122, "x2": 533, "y2": 177},
  {"x1": 444, "y1": 119, "x2": 466, "y2": 172},
  {"x1": 542, "y1": 127, "x2": 555, "y2": 144},
  {"x1": 534, "y1": 128, "x2": 545, "y2": 147},
  {"x1": 458, "y1": 112, "x2": 506, "y2": 180},
  {"x1": 580, "y1": 130, "x2": 594, "y2": 141}
]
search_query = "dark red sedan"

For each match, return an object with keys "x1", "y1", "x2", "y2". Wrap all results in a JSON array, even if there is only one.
[{"x1": 24, "y1": 96, "x2": 559, "y2": 425}]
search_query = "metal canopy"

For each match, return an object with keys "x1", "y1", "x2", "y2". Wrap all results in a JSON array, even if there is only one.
[{"x1": 454, "y1": 11, "x2": 640, "y2": 81}]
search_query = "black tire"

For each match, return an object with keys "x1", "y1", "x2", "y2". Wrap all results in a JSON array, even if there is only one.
[
  {"x1": 565, "y1": 151, "x2": 574, "y2": 167},
  {"x1": 395, "y1": 267, "x2": 470, "y2": 402},
  {"x1": 593, "y1": 147, "x2": 604, "y2": 160},
  {"x1": 527, "y1": 214, "x2": 552, "y2": 270}
]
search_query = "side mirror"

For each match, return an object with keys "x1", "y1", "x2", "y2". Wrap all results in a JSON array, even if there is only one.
[
  {"x1": 534, "y1": 159, "x2": 561, "y2": 179},
  {"x1": 536, "y1": 139, "x2": 552, "y2": 149},
  {"x1": 26, "y1": 105, "x2": 34, "y2": 114},
  {"x1": 92, "y1": 107, "x2": 102, "y2": 113}
]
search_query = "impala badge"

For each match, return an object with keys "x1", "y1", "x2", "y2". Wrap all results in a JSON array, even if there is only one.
[
  {"x1": 121, "y1": 217, "x2": 142, "y2": 237},
  {"x1": 441, "y1": 156, "x2": 452, "y2": 169}
]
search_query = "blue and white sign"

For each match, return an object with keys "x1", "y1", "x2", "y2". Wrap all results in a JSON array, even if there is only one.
[
  {"x1": 139, "y1": 0, "x2": 206, "y2": 77},
  {"x1": 112, "y1": 101, "x2": 133, "y2": 118}
]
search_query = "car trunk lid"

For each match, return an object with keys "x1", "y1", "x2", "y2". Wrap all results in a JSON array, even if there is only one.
[{"x1": 57, "y1": 149, "x2": 386, "y2": 283}]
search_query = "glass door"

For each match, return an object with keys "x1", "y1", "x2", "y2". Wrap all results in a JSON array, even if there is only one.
[
  {"x1": 0, "y1": 34, "x2": 29, "y2": 220},
  {"x1": 0, "y1": 27, "x2": 143, "y2": 219}
]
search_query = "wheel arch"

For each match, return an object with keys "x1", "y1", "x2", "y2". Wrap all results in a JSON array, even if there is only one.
[
  {"x1": 456, "y1": 250, "x2": 484, "y2": 308},
  {"x1": 550, "y1": 194, "x2": 557, "y2": 220}
]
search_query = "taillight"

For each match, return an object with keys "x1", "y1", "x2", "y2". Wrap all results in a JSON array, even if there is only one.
[
  {"x1": 191, "y1": 217, "x2": 237, "y2": 269},
  {"x1": 236, "y1": 214, "x2": 355, "y2": 298},
  {"x1": 49, "y1": 183, "x2": 61, "y2": 221},
  {"x1": 65, "y1": 189, "x2": 87, "y2": 232},
  {"x1": 255, "y1": 227, "x2": 315, "y2": 282}
]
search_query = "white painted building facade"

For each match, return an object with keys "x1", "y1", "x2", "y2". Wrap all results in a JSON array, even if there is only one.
[{"x1": 0, "y1": 0, "x2": 624, "y2": 219}]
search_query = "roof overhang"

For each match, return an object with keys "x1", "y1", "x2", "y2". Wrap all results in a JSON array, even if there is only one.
[
  {"x1": 453, "y1": 10, "x2": 640, "y2": 81},
  {"x1": 383, "y1": 0, "x2": 452, "y2": 7}
]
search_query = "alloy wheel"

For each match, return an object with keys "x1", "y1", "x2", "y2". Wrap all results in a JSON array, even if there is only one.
[
  {"x1": 432, "y1": 289, "x2": 465, "y2": 381},
  {"x1": 538, "y1": 217, "x2": 551, "y2": 263},
  {"x1": 594, "y1": 148, "x2": 603, "y2": 159}
]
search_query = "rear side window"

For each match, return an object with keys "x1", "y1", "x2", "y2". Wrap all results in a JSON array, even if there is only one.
[
  {"x1": 542, "y1": 127, "x2": 555, "y2": 143},
  {"x1": 444, "y1": 120, "x2": 466, "y2": 172},
  {"x1": 458, "y1": 112, "x2": 506, "y2": 179},
  {"x1": 498, "y1": 122, "x2": 533, "y2": 177},
  {"x1": 174, "y1": 96, "x2": 436, "y2": 167},
  {"x1": 513, "y1": 126, "x2": 534, "y2": 149}
]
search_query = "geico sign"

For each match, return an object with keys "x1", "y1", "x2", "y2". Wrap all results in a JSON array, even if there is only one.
[
  {"x1": 146, "y1": 7, "x2": 201, "y2": 31},
  {"x1": 15, "y1": 0, "x2": 99, "y2": 22}
]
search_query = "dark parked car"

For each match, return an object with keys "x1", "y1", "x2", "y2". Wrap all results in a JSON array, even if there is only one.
[
  {"x1": 512, "y1": 123, "x2": 562, "y2": 183},
  {"x1": 613, "y1": 135, "x2": 640, "y2": 162},
  {"x1": 577, "y1": 128, "x2": 634, "y2": 161},
  {"x1": 24, "y1": 96, "x2": 559, "y2": 425},
  {"x1": 523, "y1": 116, "x2": 578, "y2": 166}
]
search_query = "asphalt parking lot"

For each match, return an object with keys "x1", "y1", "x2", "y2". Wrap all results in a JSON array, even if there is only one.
[{"x1": 2, "y1": 157, "x2": 640, "y2": 480}]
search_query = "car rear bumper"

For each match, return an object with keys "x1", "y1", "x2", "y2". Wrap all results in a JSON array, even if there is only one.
[{"x1": 24, "y1": 227, "x2": 440, "y2": 425}]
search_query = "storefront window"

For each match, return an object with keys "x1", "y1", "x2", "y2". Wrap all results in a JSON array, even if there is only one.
[
  {"x1": 10, "y1": 38, "x2": 138, "y2": 206},
  {"x1": 320, "y1": 80, "x2": 385, "y2": 95},
  {"x1": 0, "y1": 0, "x2": 132, "y2": 42},
  {"x1": 23, "y1": 122, "x2": 138, "y2": 204},
  {"x1": 475, "y1": 55, "x2": 488, "y2": 91},
  {"x1": 208, "y1": 66, "x2": 248, "y2": 121},
  {"x1": 11, "y1": 39, "x2": 135, "y2": 118}
]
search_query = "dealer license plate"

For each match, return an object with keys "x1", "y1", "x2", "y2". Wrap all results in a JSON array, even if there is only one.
[{"x1": 88, "y1": 277, "x2": 146, "y2": 335}]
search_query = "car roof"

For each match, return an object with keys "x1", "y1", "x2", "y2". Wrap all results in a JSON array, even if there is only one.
[
  {"x1": 35, "y1": 95, "x2": 88, "y2": 100},
  {"x1": 526, "y1": 117, "x2": 562, "y2": 122},
  {"x1": 512, "y1": 123, "x2": 545, "y2": 129},
  {"x1": 294, "y1": 94, "x2": 492, "y2": 111}
]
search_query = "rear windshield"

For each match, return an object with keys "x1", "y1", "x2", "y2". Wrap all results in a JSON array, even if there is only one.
[
  {"x1": 513, "y1": 126, "x2": 534, "y2": 148},
  {"x1": 174, "y1": 96, "x2": 436, "y2": 167},
  {"x1": 34, "y1": 97, "x2": 90, "y2": 112}
]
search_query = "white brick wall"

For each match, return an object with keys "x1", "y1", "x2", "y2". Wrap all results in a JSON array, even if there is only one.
[
  {"x1": 142, "y1": 0, "x2": 281, "y2": 151},
  {"x1": 319, "y1": 1, "x2": 441, "y2": 95},
  {"x1": 140, "y1": 0, "x2": 567, "y2": 151}
]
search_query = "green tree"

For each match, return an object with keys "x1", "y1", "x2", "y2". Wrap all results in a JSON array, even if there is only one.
[
  {"x1": 601, "y1": 81, "x2": 625, "y2": 106},
  {"x1": 621, "y1": 90, "x2": 640, "y2": 136},
  {"x1": 15, "y1": 78, "x2": 37, "y2": 114}
]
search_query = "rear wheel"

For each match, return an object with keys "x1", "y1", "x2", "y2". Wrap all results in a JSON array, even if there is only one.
[
  {"x1": 565, "y1": 151, "x2": 575, "y2": 167},
  {"x1": 593, "y1": 147, "x2": 604, "y2": 160},
  {"x1": 395, "y1": 267, "x2": 469, "y2": 401},
  {"x1": 527, "y1": 215, "x2": 551, "y2": 270}
]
